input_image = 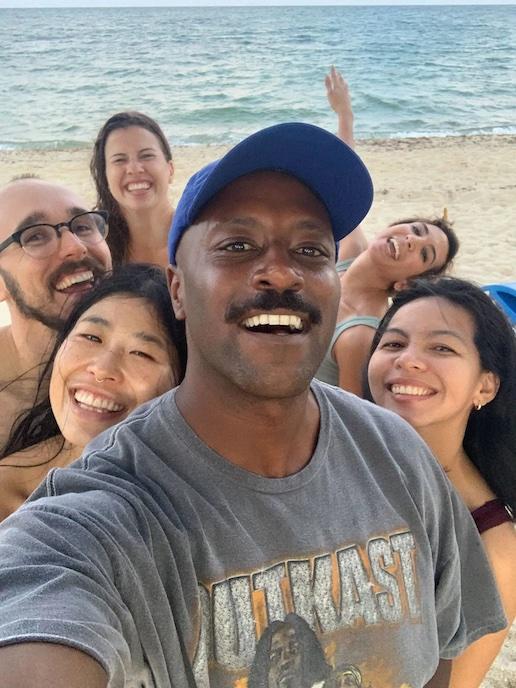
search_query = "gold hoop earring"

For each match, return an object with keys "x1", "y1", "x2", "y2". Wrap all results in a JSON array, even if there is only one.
[{"x1": 474, "y1": 402, "x2": 482, "y2": 411}]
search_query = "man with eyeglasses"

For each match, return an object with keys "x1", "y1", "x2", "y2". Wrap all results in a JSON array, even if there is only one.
[{"x1": 0, "y1": 176, "x2": 112, "y2": 449}]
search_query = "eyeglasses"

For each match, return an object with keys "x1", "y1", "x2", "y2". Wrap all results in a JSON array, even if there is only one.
[{"x1": 0, "y1": 211, "x2": 109, "y2": 259}]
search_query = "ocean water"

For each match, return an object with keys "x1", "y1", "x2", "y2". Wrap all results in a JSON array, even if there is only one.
[{"x1": 0, "y1": 4, "x2": 515, "y2": 148}]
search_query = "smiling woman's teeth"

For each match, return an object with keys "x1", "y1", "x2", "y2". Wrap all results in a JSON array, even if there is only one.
[
  {"x1": 390, "y1": 384, "x2": 432, "y2": 396},
  {"x1": 387, "y1": 237, "x2": 400, "y2": 260},
  {"x1": 74, "y1": 390, "x2": 124, "y2": 413},
  {"x1": 127, "y1": 182, "x2": 150, "y2": 191},
  {"x1": 243, "y1": 314, "x2": 303, "y2": 331}
]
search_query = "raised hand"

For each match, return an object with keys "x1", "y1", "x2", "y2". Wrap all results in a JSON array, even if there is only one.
[{"x1": 325, "y1": 65, "x2": 354, "y2": 148}]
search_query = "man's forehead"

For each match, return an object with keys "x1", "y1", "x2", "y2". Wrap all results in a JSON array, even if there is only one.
[
  {"x1": 209, "y1": 169, "x2": 317, "y2": 199},
  {"x1": 1, "y1": 179, "x2": 85, "y2": 207},
  {"x1": 0, "y1": 180, "x2": 87, "y2": 237}
]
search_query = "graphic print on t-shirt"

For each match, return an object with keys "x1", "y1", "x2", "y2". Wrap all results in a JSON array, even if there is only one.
[{"x1": 191, "y1": 529, "x2": 420, "y2": 687}]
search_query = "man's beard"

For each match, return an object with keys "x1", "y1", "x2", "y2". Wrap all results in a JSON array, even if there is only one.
[
  {"x1": 0, "y1": 258, "x2": 107, "y2": 330},
  {"x1": 0, "y1": 268, "x2": 66, "y2": 330}
]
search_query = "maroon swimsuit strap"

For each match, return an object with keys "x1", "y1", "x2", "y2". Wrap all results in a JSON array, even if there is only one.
[{"x1": 471, "y1": 498, "x2": 513, "y2": 534}]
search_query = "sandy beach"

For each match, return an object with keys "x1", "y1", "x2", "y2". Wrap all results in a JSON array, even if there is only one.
[
  {"x1": 2, "y1": 134, "x2": 515, "y2": 327},
  {"x1": 1, "y1": 134, "x2": 515, "y2": 290},
  {"x1": 0, "y1": 136, "x2": 514, "y2": 684}
]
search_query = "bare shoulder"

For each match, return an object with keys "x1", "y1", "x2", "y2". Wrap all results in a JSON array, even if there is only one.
[
  {"x1": 0, "y1": 438, "x2": 73, "y2": 523},
  {"x1": 333, "y1": 322, "x2": 376, "y2": 361},
  {"x1": 333, "y1": 326, "x2": 376, "y2": 396}
]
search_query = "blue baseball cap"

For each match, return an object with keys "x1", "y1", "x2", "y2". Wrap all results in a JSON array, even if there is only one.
[{"x1": 168, "y1": 122, "x2": 373, "y2": 264}]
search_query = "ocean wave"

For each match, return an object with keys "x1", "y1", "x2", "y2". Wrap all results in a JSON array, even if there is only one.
[
  {"x1": 1, "y1": 5, "x2": 515, "y2": 148},
  {"x1": 0, "y1": 139, "x2": 91, "y2": 151},
  {"x1": 377, "y1": 126, "x2": 516, "y2": 140}
]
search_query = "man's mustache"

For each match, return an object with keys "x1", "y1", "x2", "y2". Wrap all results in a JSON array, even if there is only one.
[{"x1": 225, "y1": 290, "x2": 321, "y2": 325}]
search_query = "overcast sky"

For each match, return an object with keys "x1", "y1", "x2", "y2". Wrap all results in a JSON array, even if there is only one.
[{"x1": 1, "y1": 0, "x2": 515, "y2": 7}]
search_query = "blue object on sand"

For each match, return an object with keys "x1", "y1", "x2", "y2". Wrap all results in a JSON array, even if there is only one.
[{"x1": 482, "y1": 283, "x2": 516, "y2": 326}]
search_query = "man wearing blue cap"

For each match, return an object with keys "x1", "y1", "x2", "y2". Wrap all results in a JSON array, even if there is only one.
[{"x1": 0, "y1": 124, "x2": 505, "y2": 688}]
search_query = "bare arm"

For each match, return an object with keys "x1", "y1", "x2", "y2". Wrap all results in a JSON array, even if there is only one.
[
  {"x1": 325, "y1": 65, "x2": 354, "y2": 148},
  {"x1": 449, "y1": 626, "x2": 512, "y2": 688},
  {"x1": 448, "y1": 524, "x2": 516, "y2": 688},
  {"x1": 424, "y1": 659, "x2": 451, "y2": 688},
  {"x1": 0, "y1": 643, "x2": 108, "y2": 688},
  {"x1": 324, "y1": 66, "x2": 368, "y2": 259}
]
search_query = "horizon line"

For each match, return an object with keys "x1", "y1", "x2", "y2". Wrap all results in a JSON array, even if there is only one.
[{"x1": 2, "y1": 2, "x2": 515, "y2": 6}]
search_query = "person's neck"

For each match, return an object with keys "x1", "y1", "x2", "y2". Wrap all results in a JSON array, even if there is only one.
[
  {"x1": 417, "y1": 422, "x2": 495, "y2": 510},
  {"x1": 419, "y1": 421, "x2": 466, "y2": 473},
  {"x1": 5, "y1": 311, "x2": 57, "y2": 374},
  {"x1": 175, "y1": 372, "x2": 320, "y2": 478},
  {"x1": 338, "y1": 252, "x2": 393, "y2": 315},
  {"x1": 33, "y1": 435, "x2": 84, "y2": 465},
  {"x1": 125, "y1": 203, "x2": 174, "y2": 265},
  {"x1": 60, "y1": 438, "x2": 85, "y2": 463}
]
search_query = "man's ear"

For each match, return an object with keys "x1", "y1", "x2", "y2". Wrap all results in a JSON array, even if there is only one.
[
  {"x1": 167, "y1": 160, "x2": 174, "y2": 185},
  {"x1": 167, "y1": 264, "x2": 186, "y2": 320}
]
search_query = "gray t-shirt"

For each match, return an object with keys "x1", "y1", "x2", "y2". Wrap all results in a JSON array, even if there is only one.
[{"x1": 0, "y1": 381, "x2": 506, "y2": 688}]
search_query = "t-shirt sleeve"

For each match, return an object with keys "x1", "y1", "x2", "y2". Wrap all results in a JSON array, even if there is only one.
[
  {"x1": 0, "y1": 503, "x2": 131, "y2": 678},
  {"x1": 0, "y1": 489, "x2": 195, "y2": 687}
]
